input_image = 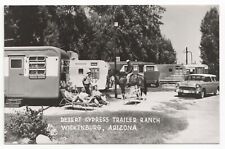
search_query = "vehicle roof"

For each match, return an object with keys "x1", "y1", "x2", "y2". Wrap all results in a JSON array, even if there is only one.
[
  {"x1": 72, "y1": 60, "x2": 106, "y2": 62},
  {"x1": 189, "y1": 74, "x2": 216, "y2": 77},
  {"x1": 184, "y1": 64, "x2": 208, "y2": 69},
  {"x1": 108, "y1": 61, "x2": 155, "y2": 65},
  {"x1": 4, "y1": 46, "x2": 69, "y2": 58}
]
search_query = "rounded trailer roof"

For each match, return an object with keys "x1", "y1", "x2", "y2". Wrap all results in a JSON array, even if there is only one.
[{"x1": 4, "y1": 46, "x2": 69, "y2": 58}]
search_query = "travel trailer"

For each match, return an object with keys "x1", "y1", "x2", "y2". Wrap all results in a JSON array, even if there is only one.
[
  {"x1": 156, "y1": 64, "x2": 187, "y2": 83},
  {"x1": 69, "y1": 59, "x2": 110, "y2": 90},
  {"x1": 143, "y1": 64, "x2": 160, "y2": 87},
  {"x1": 109, "y1": 61, "x2": 160, "y2": 87},
  {"x1": 156, "y1": 64, "x2": 209, "y2": 83},
  {"x1": 109, "y1": 61, "x2": 210, "y2": 84},
  {"x1": 119, "y1": 63, "x2": 160, "y2": 86},
  {"x1": 184, "y1": 64, "x2": 208, "y2": 74},
  {"x1": 4, "y1": 46, "x2": 70, "y2": 101}
]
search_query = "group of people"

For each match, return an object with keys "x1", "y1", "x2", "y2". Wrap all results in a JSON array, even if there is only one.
[
  {"x1": 60, "y1": 59, "x2": 134, "y2": 106},
  {"x1": 60, "y1": 70, "x2": 108, "y2": 106}
]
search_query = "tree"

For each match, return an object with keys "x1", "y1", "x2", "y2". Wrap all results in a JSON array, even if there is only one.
[
  {"x1": 4, "y1": 6, "x2": 91, "y2": 52},
  {"x1": 200, "y1": 7, "x2": 219, "y2": 78},
  {"x1": 4, "y1": 5, "x2": 177, "y2": 64},
  {"x1": 4, "y1": 6, "x2": 18, "y2": 46},
  {"x1": 86, "y1": 5, "x2": 176, "y2": 63},
  {"x1": 4, "y1": 6, "x2": 49, "y2": 46},
  {"x1": 157, "y1": 37, "x2": 176, "y2": 64},
  {"x1": 54, "y1": 6, "x2": 92, "y2": 53},
  {"x1": 43, "y1": 20, "x2": 60, "y2": 47}
]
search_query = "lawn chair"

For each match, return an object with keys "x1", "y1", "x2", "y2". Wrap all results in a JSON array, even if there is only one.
[
  {"x1": 59, "y1": 89, "x2": 101, "y2": 109},
  {"x1": 59, "y1": 89, "x2": 77, "y2": 106}
]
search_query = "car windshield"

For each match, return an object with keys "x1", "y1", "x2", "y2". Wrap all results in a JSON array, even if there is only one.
[{"x1": 186, "y1": 75, "x2": 205, "y2": 81}]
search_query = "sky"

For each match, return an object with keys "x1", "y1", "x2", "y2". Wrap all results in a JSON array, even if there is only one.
[{"x1": 160, "y1": 5, "x2": 214, "y2": 64}]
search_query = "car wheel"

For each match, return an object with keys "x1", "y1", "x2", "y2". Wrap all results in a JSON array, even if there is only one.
[
  {"x1": 155, "y1": 81, "x2": 159, "y2": 87},
  {"x1": 214, "y1": 87, "x2": 219, "y2": 95},
  {"x1": 197, "y1": 89, "x2": 205, "y2": 99},
  {"x1": 178, "y1": 92, "x2": 183, "y2": 97}
]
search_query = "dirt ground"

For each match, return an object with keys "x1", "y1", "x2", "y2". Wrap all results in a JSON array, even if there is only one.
[
  {"x1": 4, "y1": 88, "x2": 219, "y2": 143},
  {"x1": 166, "y1": 94, "x2": 219, "y2": 143}
]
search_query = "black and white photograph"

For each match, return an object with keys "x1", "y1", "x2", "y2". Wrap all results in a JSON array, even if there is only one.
[{"x1": 2, "y1": 2, "x2": 221, "y2": 145}]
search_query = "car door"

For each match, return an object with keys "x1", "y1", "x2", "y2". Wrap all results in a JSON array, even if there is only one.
[
  {"x1": 211, "y1": 76, "x2": 218, "y2": 92},
  {"x1": 204, "y1": 76, "x2": 213, "y2": 93}
]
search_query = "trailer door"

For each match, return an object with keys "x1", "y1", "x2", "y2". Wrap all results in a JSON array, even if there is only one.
[{"x1": 8, "y1": 56, "x2": 25, "y2": 97}]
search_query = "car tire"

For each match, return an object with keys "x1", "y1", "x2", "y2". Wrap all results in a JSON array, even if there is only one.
[
  {"x1": 178, "y1": 92, "x2": 183, "y2": 97},
  {"x1": 197, "y1": 89, "x2": 205, "y2": 99},
  {"x1": 214, "y1": 87, "x2": 219, "y2": 95},
  {"x1": 155, "y1": 81, "x2": 159, "y2": 88}
]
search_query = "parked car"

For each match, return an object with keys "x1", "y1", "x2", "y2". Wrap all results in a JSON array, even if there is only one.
[{"x1": 175, "y1": 74, "x2": 219, "y2": 98}]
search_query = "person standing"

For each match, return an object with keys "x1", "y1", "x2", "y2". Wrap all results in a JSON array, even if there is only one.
[
  {"x1": 82, "y1": 69, "x2": 92, "y2": 96},
  {"x1": 126, "y1": 59, "x2": 133, "y2": 84}
]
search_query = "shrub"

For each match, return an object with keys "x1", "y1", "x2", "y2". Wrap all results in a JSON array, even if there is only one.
[{"x1": 5, "y1": 106, "x2": 51, "y2": 143}]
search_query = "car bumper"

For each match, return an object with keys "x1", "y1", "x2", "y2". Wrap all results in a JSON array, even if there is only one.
[{"x1": 175, "y1": 88, "x2": 201, "y2": 94}]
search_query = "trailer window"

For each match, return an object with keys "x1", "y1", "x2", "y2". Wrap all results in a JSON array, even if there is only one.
[
  {"x1": 146, "y1": 66, "x2": 155, "y2": 71},
  {"x1": 90, "y1": 68, "x2": 100, "y2": 79},
  {"x1": 29, "y1": 56, "x2": 46, "y2": 79},
  {"x1": 11, "y1": 59, "x2": 22, "y2": 68},
  {"x1": 78, "y1": 68, "x2": 83, "y2": 74},
  {"x1": 133, "y1": 65, "x2": 139, "y2": 71}
]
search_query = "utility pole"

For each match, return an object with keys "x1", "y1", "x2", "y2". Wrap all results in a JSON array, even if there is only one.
[
  {"x1": 114, "y1": 21, "x2": 118, "y2": 98},
  {"x1": 185, "y1": 47, "x2": 193, "y2": 64},
  {"x1": 189, "y1": 51, "x2": 193, "y2": 64},
  {"x1": 114, "y1": 56, "x2": 117, "y2": 98},
  {"x1": 186, "y1": 47, "x2": 188, "y2": 65}
]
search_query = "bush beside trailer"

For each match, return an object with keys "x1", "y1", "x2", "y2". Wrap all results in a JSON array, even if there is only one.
[{"x1": 4, "y1": 46, "x2": 70, "y2": 100}]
